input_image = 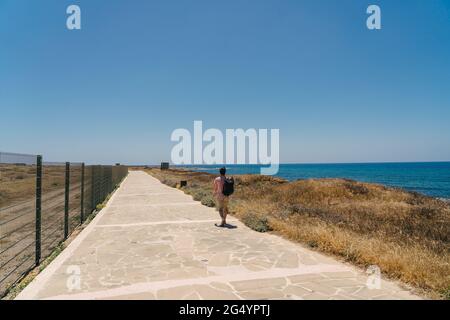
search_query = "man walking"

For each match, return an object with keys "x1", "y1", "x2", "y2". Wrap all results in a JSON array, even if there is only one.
[{"x1": 213, "y1": 167, "x2": 233, "y2": 227}]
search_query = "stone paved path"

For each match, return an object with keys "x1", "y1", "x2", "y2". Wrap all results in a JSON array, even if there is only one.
[{"x1": 16, "y1": 171, "x2": 421, "y2": 300}]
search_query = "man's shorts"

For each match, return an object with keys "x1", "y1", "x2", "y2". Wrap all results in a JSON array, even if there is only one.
[{"x1": 216, "y1": 197, "x2": 229, "y2": 211}]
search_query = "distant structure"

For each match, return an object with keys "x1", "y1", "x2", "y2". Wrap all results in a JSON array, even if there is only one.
[{"x1": 160, "y1": 162, "x2": 169, "y2": 170}]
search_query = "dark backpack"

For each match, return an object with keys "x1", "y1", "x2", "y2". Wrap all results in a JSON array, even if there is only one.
[{"x1": 222, "y1": 177, "x2": 234, "y2": 196}]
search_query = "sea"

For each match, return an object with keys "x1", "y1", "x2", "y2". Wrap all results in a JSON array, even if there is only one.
[{"x1": 181, "y1": 162, "x2": 450, "y2": 200}]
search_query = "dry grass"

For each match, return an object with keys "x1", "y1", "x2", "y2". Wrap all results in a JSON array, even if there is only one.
[
  {"x1": 0, "y1": 164, "x2": 37, "y2": 208},
  {"x1": 138, "y1": 167, "x2": 450, "y2": 299},
  {"x1": 0, "y1": 164, "x2": 82, "y2": 208}
]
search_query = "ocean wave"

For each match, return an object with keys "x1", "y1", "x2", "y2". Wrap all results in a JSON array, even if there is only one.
[{"x1": 188, "y1": 167, "x2": 224, "y2": 171}]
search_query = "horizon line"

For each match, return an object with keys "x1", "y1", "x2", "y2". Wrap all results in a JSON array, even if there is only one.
[{"x1": 131, "y1": 160, "x2": 450, "y2": 166}]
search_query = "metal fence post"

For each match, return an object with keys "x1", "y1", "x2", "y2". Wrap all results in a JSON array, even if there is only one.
[
  {"x1": 35, "y1": 155, "x2": 42, "y2": 266},
  {"x1": 91, "y1": 166, "x2": 96, "y2": 211},
  {"x1": 64, "y1": 162, "x2": 70, "y2": 239},
  {"x1": 98, "y1": 166, "x2": 102, "y2": 203},
  {"x1": 100, "y1": 166, "x2": 105, "y2": 202},
  {"x1": 80, "y1": 163, "x2": 85, "y2": 224},
  {"x1": 101, "y1": 166, "x2": 105, "y2": 202},
  {"x1": 107, "y1": 166, "x2": 112, "y2": 194}
]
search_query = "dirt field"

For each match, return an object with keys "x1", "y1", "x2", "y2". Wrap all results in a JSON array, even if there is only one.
[{"x1": 0, "y1": 164, "x2": 88, "y2": 295}]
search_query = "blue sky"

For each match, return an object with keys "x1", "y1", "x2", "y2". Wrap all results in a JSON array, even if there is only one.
[{"x1": 1, "y1": 0, "x2": 449, "y2": 164}]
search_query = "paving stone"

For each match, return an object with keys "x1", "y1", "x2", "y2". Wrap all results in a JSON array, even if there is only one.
[
  {"x1": 328, "y1": 294, "x2": 356, "y2": 300},
  {"x1": 302, "y1": 292, "x2": 329, "y2": 300},
  {"x1": 237, "y1": 288, "x2": 286, "y2": 300},
  {"x1": 288, "y1": 273, "x2": 328, "y2": 283},
  {"x1": 283, "y1": 285, "x2": 313, "y2": 297},
  {"x1": 322, "y1": 271, "x2": 357, "y2": 279},
  {"x1": 156, "y1": 285, "x2": 196, "y2": 299},
  {"x1": 194, "y1": 285, "x2": 240, "y2": 300},
  {"x1": 274, "y1": 252, "x2": 299, "y2": 268},
  {"x1": 210, "y1": 282, "x2": 234, "y2": 292},
  {"x1": 321, "y1": 278, "x2": 362, "y2": 288},
  {"x1": 230, "y1": 278, "x2": 287, "y2": 291},
  {"x1": 297, "y1": 282, "x2": 339, "y2": 296},
  {"x1": 350, "y1": 287, "x2": 389, "y2": 299},
  {"x1": 105, "y1": 292, "x2": 156, "y2": 300}
]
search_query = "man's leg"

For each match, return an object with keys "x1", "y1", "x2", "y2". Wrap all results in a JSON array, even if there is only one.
[
  {"x1": 222, "y1": 198, "x2": 229, "y2": 225},
  {"x1": 216, "y1": 199, "x2": 225, "y2": 226}
]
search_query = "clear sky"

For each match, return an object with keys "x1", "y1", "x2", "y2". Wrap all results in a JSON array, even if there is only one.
[{"x1": 1, "y1": 0, "x2": 449, "y2": 164}]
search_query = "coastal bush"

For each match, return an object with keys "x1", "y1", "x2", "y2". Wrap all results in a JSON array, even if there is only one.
[
  {"x1": 442, "y1": 287, "x2": 450, "y2": 300},
  {"x1": 201, "y1": 195, "x2": 216, "y2": 207},
  {"x1": 412, "y1": 205, "x2": 439, "y2": 218},
  {"x1": 241, "y1": 212, "x2": 272, "y2": 233},
  {"x1": 161, "y1": 178, "x2": 177, "y2": 188},
  {"x1": 343, "y1": 181, "x2": 369, "y2": 195},
  {"x1": 192, "y1": 190, "x2": 207, "y2": 201}
]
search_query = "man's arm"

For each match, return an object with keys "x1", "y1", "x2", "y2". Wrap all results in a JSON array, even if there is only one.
[{"x1": 213, "y1": 178, "x2": 218, "y2": 196}]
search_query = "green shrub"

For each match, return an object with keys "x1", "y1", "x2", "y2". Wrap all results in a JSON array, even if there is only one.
[
  {"x1": 242, "y1": 212, "x2": 272, "y2": 233},
  {"x1": 201, "y1": 195, "x2": 216, "y2": 207},
  {"x1": 442, "y1": 287, "x2": 450, "y2": 300},
  {"x1": 183, "y1": 188, "x2": 194, "y2": 196},
  {"x1": 161, "y1": 179, "x2": 177, "y2": 188},
  {"x1": 343, "y1": 181, "x2": 369, "y2": 195},
  {"x1": 192, "y1": 190, "x2": 207, "y2": 201}
]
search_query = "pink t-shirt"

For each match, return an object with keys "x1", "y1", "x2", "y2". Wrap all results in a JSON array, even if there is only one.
[{"x1": 213, "y1": 176, "x2": 225, "y2": 200}]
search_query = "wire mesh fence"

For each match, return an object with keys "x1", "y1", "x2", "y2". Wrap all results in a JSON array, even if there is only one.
[
  {"x1": 41, "y1": 162, "x2": 66, "y2": 260},
  {"x1": 0, "y1": 152, "x2": 128, "y2": 297},
  {"x1": 0, "y1": 152, "x2": 37, "y2": 298}
]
